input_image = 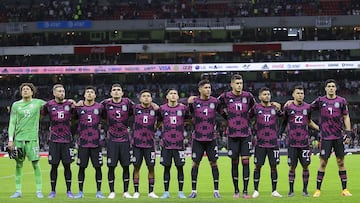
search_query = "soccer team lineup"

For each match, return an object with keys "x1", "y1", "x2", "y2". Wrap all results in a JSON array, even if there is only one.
[{"x1": 3, "y1": 74, "x2": 355, "y2": 200}]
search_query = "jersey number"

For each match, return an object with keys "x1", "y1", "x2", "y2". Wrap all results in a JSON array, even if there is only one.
[
  {"x1": 170, "y1": 116, "x2": 177, "y2": 124},
  {"x1": 57, "y1": 111, "x2": 64, "y2": 119},
  {"x1": 235, "y1": 103, "x2": 243, "y2": 111},
  {"x1": 264, "y1": 114, "x2": 271, "y2": 122},
  {"x1": 295, "y1": 115, "x2": 303, "y2": 124},
  {"x1": 143, "y1": 115, "x2": 148, "y2": 124},
  {"x1": 87, "y1": 115, "x2": 92, "y2": 123},
  {"x1": 115, "y1": 110, "x2": 121, "y2": 118},
  {"x1": 328, "y1": 107, "x2": 333, "y2": 115},
  {"x1": 203, "y1": 108, "x2": 208, "y2": 116}
]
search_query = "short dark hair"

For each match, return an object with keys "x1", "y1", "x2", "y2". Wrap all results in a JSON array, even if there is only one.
[
  {"x1": 198, "y1": 79, "x2": 210, "y2": 88},
  {"x1": 111, "y1": 83, "x2": 122, "y2": 89},
  {"x1": 259, "y1": 87, "x2": 270, "y2": 95},
  {"x1": 140, "y1": 89, "x2": 152, "y2": 97},
  {"x1": 20, "y1": 83, "x2": 36, "y2": 95},
  {"x1": 231, "y1": 74, "x2": 243, "y2": 82},
  {"x1": 325, "y1": 79, "x2": 336, "y2": 87},
  {"x1": 52, "y1": 84, "x2": 64, "y2": 91},
  {"x1": 85, "y1": 85, "x2": 96, "y2": 93},
  {"x1": 292, "y1": 85, "x2": 304, "y2": 93},
  {"x1": 166, "y1": 88, "x2": 178, "y2": 95}
]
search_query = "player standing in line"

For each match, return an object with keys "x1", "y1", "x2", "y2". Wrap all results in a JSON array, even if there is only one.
[
  {"x1": 8, "y1": 83, "x2": 46, "y2": 198},
  {"x1": 218, "y1": 74, "x2": 255, "y2": 199},
  {"x1": 42, "y1": 84, "x2": 76, "y2": 198},
  {"x1": 73, "y1": 86, "x2": 105, "y2": 199},
  {"x1": 131, "y1": 89, "x2": 159, "y2": 199},
  {"x1": 250, "y1": 87, "x2": 282, "y2": 198},
  {"x1": 101, "y1": 84, "x2": 134, "y2": 199},
  {"x1": 279, "y1": 85, "x2": 319, "y2": 197},
  {"x1": 188, "y1": 79, "x2": 222, "y2": 199},
  {"x1": 311, "y1": 79, "x2": 352, "y2": 197},
  {"x1": 157, "y1": 88, "x2": 189, "y2": 199}
]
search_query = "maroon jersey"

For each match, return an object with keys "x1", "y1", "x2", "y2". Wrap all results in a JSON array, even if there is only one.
[
  {"x1": 283, "y1": 102, "x2": 312, "y2": 148},
  {"x1": 250, "y1": 103, "x2": 281, "y2": 148},
  {"x1": 311, "y1": 96, "x2": 349, "y2": 140},
  {"x1": 190, "y1": 96, "x2": 220, "y2": 141},
  {"x1": 101, "y1": 98, "x2": 134, "y2": 143},
  {"x1": 75, "y1": 102, "x2": 104, "y2": 148},
  {"x1": 158, "y1": 103, "x2": 189, "y2": 150},
  {"x1": 218, "y1": 91, "x2": 255, "y2": 138},
  {"x1": 132, "y1": 104, "x2": 158, "y2": 148},
  {"x1": 42, "y1": 100, "x2": 73, "y2": 143}
]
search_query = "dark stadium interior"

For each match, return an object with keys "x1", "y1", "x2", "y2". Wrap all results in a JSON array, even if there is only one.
[{"x1": 0, "y1": 0, "x2": 360, "y2": 151}]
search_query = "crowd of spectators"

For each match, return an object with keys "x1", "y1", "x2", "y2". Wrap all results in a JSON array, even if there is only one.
[{"x1": 1, "y1": 0, "x2": 360, "y2": 23}]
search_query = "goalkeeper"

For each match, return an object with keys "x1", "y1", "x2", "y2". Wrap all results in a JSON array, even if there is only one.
[{"x1": 7, "y1": 83, "x2": 46, "y2": 198}]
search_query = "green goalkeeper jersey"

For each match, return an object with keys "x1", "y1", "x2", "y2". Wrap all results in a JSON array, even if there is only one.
[{"x1": 8, "y1": 98, "x2": 46, "y2": 141}]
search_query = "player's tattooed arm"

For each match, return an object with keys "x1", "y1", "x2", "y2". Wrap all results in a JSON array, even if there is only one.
[{"x1": 308, "y1": 120, "x2": 319, "y2": 131}]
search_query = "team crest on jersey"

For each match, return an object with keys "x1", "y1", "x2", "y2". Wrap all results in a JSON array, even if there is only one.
[
  {"x1": 150, "y1": 110, "x2": 155, "y2": 116},
  {"x1": 177, "y1": 110, "x2": 183, "y2": 116},
  {"x1": 229, "y1": 99, "x2": 234, "y2": 103},
  {"x1": 303, "y1": 109, "x2": 308, "y2": 115},
  {"x1": 209, "y1": 103, "x2": 215, "y2": 109},
  {"x1": 122, "y1": 105, "x2": 127, "y2": 111},
  {"x1": 271, "y1": 109, "x2": 276, "y2": 115},
  {"x1": 334, "y1": 102, "x2": 340, "y2": 108},
  {"x1": 94, "y1": 109, "x2": 99, "y2": 114},
  {"x1": 242, "y1": 97, "x2": 247, "y2": 103},
  {"x1": 64, "y1": 105, "x2": 70, "y2": 111},
  {"x1": 109, "y1": 106, "x2": 114, "y2": 110}
]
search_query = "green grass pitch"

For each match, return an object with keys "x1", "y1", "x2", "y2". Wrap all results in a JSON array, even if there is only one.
[{"x1": 0, "y1": 154, "x2": 359, "y2": 203}]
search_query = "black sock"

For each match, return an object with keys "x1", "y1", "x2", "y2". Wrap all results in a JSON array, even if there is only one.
[
  {"x1": 164, "y1": 166, "x2": 171, "y2": 191},
  {"x1": 50, "y1": 164, "x2": 59, "y2": 192},
  {"x1": 123, "y1": 166, "x2": 130, "y2": 193},
  {"x1": 177, "y1": 166, "x2": 184, "y2": 191},
  {"x1": 191, "y1": 165, "x2": 199, "y2": 190},
  {"x1": 289, "y1": 170, "x2": 295, "y2": 193},
  {"x1": 211, "y1": 164, "x2": 219, "y2": 190},
  {"x1": 78, "y1": 167, "x2": 85, "y2": 192},
  {"x1": 148, "y1": 178, "x2": 155, "y2": 193},
  {"x1": 242, "y1": 158, "x2": 250, "y2": 194},
  {"x1": 95, "y1": 167, "x2": 102, "y2": 191},
  {"x1": 231, "y1": 159, "x2": 239, "y2": 194},
  {"x1": 316, "y1": 171, "x2": 325, "y2": 190},
  {"x1": 253, "y1": 167, "x2": 261, "y2": 191},
  {"x1": 302, "y1": 169, "x2": 309, "y2": 192},
  {"x1": 108, "y1": 166, "x2": 115, "y2": 192},
  {"x1": 271, "y1": 167, "x2": 278, "y2": 192},
  {"x1": 339, "y1": 170, "x2": 347, "y2": 190},
  {"x1": 63, "y1": 163, "x2": 72, "y2": 192}
]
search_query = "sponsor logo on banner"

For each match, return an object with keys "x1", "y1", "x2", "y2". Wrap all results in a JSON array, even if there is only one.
[
  {"x1": 182, "y1": 65, "x2": 192, "y2": 71},
  {"x1": 225, "y1": 65, "x2": 239, "y2": 69},
  {"x1": 305, "y1": 63, "x2": 326, "y2": 68},
  {"x1": 271, "y1": 64, "x2": 284, "y2": 69},
  {"x1": 286, "y1": 64, "x2": 301, "y2": 69},
  {"x1": 342, "y1": 63, "x2": 354, "y2": 67},
  {"x1": 242, "y1": 64, "x2": 250, "y2": 69},
  {"x1": 144, "y1": 66, "x2": 156, "y2": 71},
  {"x1": 159, "y1": 65, "x2": 171, "y2": 71},
  {"x1": 194, "y1": 65, "x2": 206, "y2": 71},
  {"x1": 327, "y1": 63, "x2": 339, "y2": 67},
  {"x1": 124, "y1": 67, "x2": 140, "y2": 71},
  {"x1": 262, "y1": 64, "x2": 269, "y2": 69},
  {"x1": 65, "y1": 67, "x2": 77, "y2": 72}
]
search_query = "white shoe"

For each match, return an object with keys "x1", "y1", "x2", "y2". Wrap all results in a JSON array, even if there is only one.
[
  {"x1": 271, "y1": 191, "x2": 282, "y2": 197},
  {"x1": 252, "y1": 190, "x2": 259, "y2": 198},
  {"x1": 133, "y1": 192, "x2": 140, "y2": 199},
  {"x1": 148, "y1": 192, "x2": 159, "y2": 198},
  {"x1": 108, "y1": 192, "x2": 116, "y2": 199},
  {"x1": 123, "y1": 192, "x2": 132, "y2": 198}
]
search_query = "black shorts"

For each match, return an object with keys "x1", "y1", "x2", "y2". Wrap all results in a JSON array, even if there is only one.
[
  {"x1": 191, "y1": 139, "x2": 218, "y2": 163},
  {"x1": 287, "y1": 147, "x2": 311, "y2": 167},
  {"x1": 107, "y1": 141, "x2": 131, "y2": 167},
  {"x1": 227, "y1": 136, "x2": 252, "y2": 159},
  {"x1": 132, "y1": 146, "x2": 156, "y2": 167},
  {"x1": 160, "y1": 148, "x2": 186, "y2": 167},
  {"x1": 254, "y1": 146, "x2": 280, "y2": 166},
  {"x1": 48, "y1": 142, "x2": 75, "y2": 165},
  {"x1": 77, "y1": 147, "x2": 103, "y2": 168},
  {"x1": 320, "y1": 139, "x2": 345, "y2": 159}
]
